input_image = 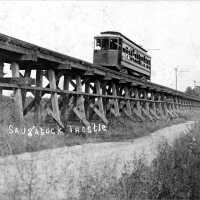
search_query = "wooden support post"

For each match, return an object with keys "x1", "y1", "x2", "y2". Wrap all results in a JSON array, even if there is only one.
[
  {"x1": 61, "y1": 74, "x2": 71, "y2": 121},
  {"x1": 157, "y1": 94, "x2": 165, "y2": 119},
  {"x1": 21, "y1": 69, "x2": 31, "y2": 108},
  {"x1": 73, "y1": 75, "x2": 90, "y2": 127},
  {"x1": 34, "y1": 69, "x2": 43, "y2": 123},
  {"x1": 48, "y1": 69, "x2": 64, "y2": 128},
  {"x1": 174, "y1": 96, "x2": 180, "y2": 115},
  {"x1": 141, "y1": 90, "x2": 154, "y2": 121},
  {"x1": 149, "y1": 92, "x2": 160, "y2": 120},
  {"x1": 90, "y1": 80, "x2": 108, "y2": 124},
  {"x1": 133, "y1": 88, "x2": 145, "y2": 121},
  {"x1": 162, "y1": 94, "x2": 170, "y2": 118},
  {"x1": 151, "y1": 92, "x2": 157, "y2": 112},
  {"x1": 11, "y1": 62, "x2": 24, "y2": 123},
  {"x1": 171, "y1": 97, "x2": 178, "y2": 117},
  {"x1": 0, "y1": 62, "x2": 4, "y2": 95},
  {"x1": 124, "y1": 86, "x2": 132, "y2": 118},
  {"x1": 111, "y1": 83, "x2": 120, "y2": 117},
  {"x1": 84, "y1": 79, "x2": 90, "y2": 120}
]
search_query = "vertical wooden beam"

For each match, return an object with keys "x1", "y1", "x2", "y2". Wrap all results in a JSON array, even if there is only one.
[
  {"x1": 102, "y1": 81, "x2": 108, "y2": 113},
  {"x1": 95, "y1": 80, "x2": 104, "y2": 114},
  {"x1": 63, "y1": 74, "x2": 70, "y2": 102},
  {"x1": 134, "y1": 88, "x2": 141, "y2": 112},
  {"x1": 21, "y1": 69, "x2": 31, "y2": 108},
  {"x1": 0, "y1": 62, "x2": 4, "y2": 95},
  {"x1": 151, "y1": 92, "x2": 157, "y2": 112},
  {"x1": 149, "y1": 92, "x2": 160, "y2": 120},
  {"x1": 90, "y1": 80, "x2": 108, "y2": 124},
  {"x1": 111, "y1": 82, "x2": 120, "y2": 117},
  {"x1": 170, "y1": 96, "x2": 178, "y2": 117},
  {"x1": 48, "y1": 69, "x2": 63, "y2": 127},
  {"x1": 141, "y1": 90, "x2": 154, "y2": 121},
  {"x1": 124, "y1": 86, "x2": 132, "y2": 116},
  {"x1": 143, "y1": 90, "x2": 150, "y2": 112},
  {"x1": 132, "y1": 88, "x2": 145, "y2": 121},
  {"x1": 34, "y1": 69, "x2": 43, "y2": 123},
  {"x1": 61, "y1": 74, "x2": 74, "y2": 124},
  {"x1": 73, "y1": 75, "x2": 90, "y2": 127},
  {"x1": 85, "y1": 79, "x2": 90, "y2": 120},
  {"x1": 11, "y1": 62, "x2": 23, "y2": 123},
  {"x1": 158, "y1": 94, "x2": 165, "y2": 119}
]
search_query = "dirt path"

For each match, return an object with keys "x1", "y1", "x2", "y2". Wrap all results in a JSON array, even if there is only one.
[{"x1": 0, "y1": 121, "x2": 195, "y2": 200}]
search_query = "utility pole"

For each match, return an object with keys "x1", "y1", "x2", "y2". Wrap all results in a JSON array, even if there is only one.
[
  {"x1": 174, "y1": 67, "x2": 190, "y2": 91},
  {"x1": 194, "y1": 80, "x2": 196, "y2": 88},
  {"x1": 175, "y1": 67, "x2": 178, "y2": 90}
]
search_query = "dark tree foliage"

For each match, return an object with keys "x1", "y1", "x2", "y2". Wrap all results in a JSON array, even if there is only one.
[{"x1": 185, "y1": 86, "x2": 200, "y2": 96}]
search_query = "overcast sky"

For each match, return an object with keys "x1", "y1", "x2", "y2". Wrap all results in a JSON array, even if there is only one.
[{"x1": 0, "y1": 1, "x2": 200, "y2": 91}]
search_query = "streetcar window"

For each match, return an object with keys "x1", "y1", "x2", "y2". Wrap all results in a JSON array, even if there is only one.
[
  {"x1": 102, "y1": 38, "x2": 109, "y2": 50},
  {"x1": 110, "y1": 39, "x2": 118, "y2": 50},
  {"x1": 126, "y1": 47, "x2": 129, "y2": 54},
  {"x1": 95, "y1": 38, "x2": 101, "y2": 50}
]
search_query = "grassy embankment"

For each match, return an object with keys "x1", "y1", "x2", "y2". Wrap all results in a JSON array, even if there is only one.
[
  {"x1": 0, "y1": 95, "x2": 199, "y2": 156},
  {"x1": 79, "y1": 122, "x2": 200, "y2": 200}
]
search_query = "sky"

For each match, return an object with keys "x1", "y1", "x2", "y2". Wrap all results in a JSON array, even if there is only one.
[{"x1": 0, "y1": 1, "x2": 200, "y2": 91}]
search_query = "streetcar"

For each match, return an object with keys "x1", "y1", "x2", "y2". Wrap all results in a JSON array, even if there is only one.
[{"x1": 93, "y1": 31, "x2": 151, "y2": 80}]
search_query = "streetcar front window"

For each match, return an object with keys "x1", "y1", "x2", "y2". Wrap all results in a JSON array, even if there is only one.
[
  {"x1": 95, "y1": 38, "x2": 101, "y2": 50},
  {"x1": 102, "y1": 38, "x2": 109, "y2": 50},
  {"x1": 110, "y1": 39, "x2": 118, "y2": 50}
]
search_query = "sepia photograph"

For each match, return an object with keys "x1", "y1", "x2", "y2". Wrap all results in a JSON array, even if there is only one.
[{"x1": 0, "y1": 1, "x2": 200, "y2": 199}]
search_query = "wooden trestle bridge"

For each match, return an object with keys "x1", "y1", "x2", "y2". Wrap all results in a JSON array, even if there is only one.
[{"x1": 0, "y1": 33, "x2": 199, "y2": 128}]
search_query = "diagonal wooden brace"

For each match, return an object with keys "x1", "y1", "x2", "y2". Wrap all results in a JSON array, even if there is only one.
[
  {"x1": 90, "y1": 103, "x2": 108, "y2": 125},
  {"x1": 133, "y1": 108, "x2": 145, "y2": 121},
  {"x1": 141, "y1": 108, "x2": 154, "y2": 121},
  {"x1": 149, "y1": 109, "x2": 160, "y2": 120}
]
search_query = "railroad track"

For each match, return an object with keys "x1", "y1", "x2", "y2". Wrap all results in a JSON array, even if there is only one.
[{"x1": 0, "y1": 32, "x2": 199, "y2": 128}]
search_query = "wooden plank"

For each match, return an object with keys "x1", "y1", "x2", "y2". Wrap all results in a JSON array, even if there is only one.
[
  {"x1": 0, "y1": 77, "x2": 34, "y2": 85},
  {"x1": 58, "y1": 63, "x2": 71, "y2": 70},
  {"x1": 11, "y1": 62, "x2": 24, "y2": 123},
  {"x1": 20, "y1": 53, "x2": 37, "y2": 61}
]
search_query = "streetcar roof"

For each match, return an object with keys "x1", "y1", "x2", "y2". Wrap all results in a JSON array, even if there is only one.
[{"x1": 100, "y1": 31, "x2": 148, "y2": 53}]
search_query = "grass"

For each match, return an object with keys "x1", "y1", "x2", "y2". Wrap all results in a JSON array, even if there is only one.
[{"x1": 79, "y1": 122, "x2": 200, "y2": 200}]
